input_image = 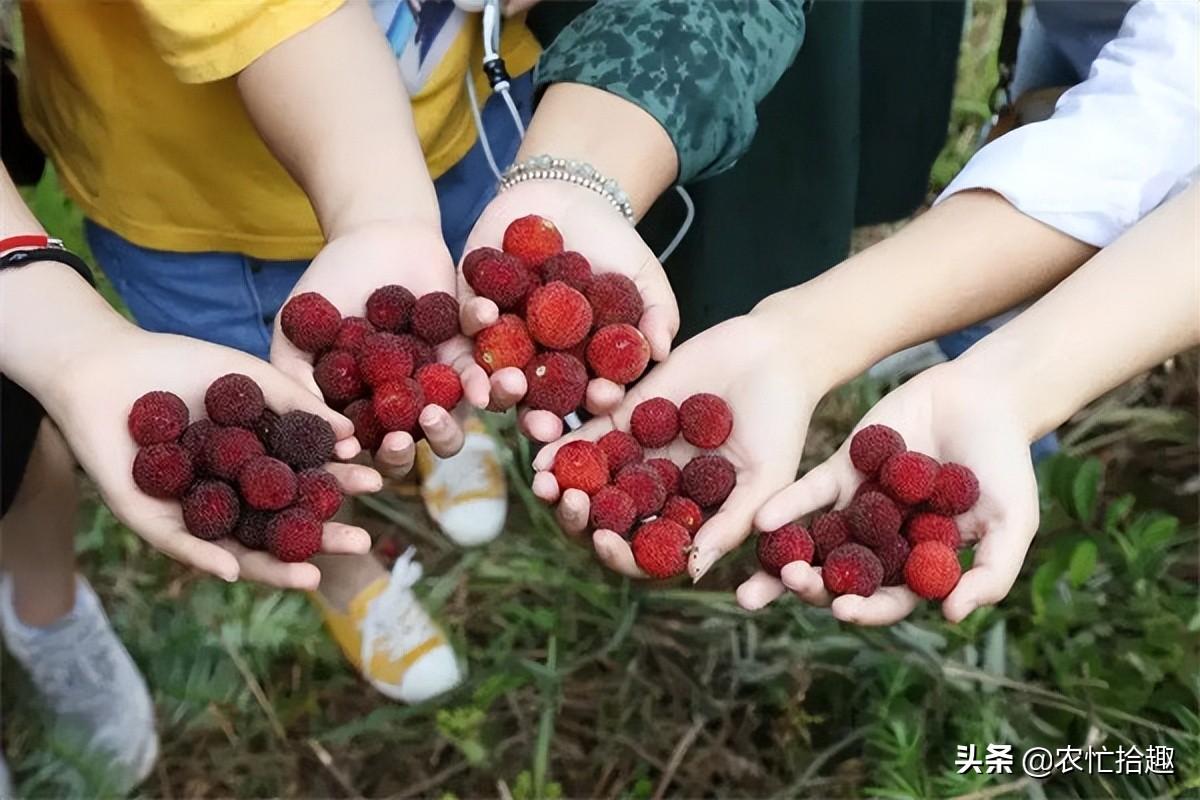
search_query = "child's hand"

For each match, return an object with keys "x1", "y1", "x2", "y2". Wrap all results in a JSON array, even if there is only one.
[
  {"x1": 270, "y1": 221, "x2": 491, "y2": 478},
  {"x1": 461, "y1": 180, "x2": 680, "y2": 442},
  {"x1": 530, "y1": 313, "x2": 816, "y2": 580},
  {"x1": 46, "y1": 326, "x2": 379, "y2": 589},
  {"x1": 737, "y1": 362, "x2": 1040, "y2": 625}
]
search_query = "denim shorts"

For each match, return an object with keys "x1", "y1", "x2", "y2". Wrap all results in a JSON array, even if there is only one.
[{"x1": 87, "y1": 73, "x2": 533, "y2": 361}]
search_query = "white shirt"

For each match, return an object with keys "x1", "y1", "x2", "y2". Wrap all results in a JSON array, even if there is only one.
[{"x1": 939, "y1": 0, "x2": 1198, "y2": 247}]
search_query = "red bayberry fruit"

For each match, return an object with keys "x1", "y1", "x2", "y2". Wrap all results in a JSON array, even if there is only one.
[
  {"x1": 475, "y1": 314, "x2": 536, "y2": 374},
  {"x1": 502, "y1": 214, "x2": 564, "y2": 266},
  {"x1": 849, "y1": 424, "x2": 906, "y2": 477},
  {"x1": 879, "y1": 451, "x2": 939, "y2": 505},
  {"x1": 415, "y1": 363, "x2": 463, "y2": 411},
  {"x1": 928, "y1": 463, "x2": 981, "y2": 515},
  {"x1": 551, "y1": 440, "x2": 609, "y2": 495},
  {"x1": 365, "y1": 285, "x2": 415, "y2": 333},
  {"x1": 756, "y1": 523, "x2": 815, "y2": 577},
  {"x1": 630, "y1": 398, "x2": 680, "y2": 448},
  {"x1": 678, "y1": 393, "x2": 733, "y2": 450},
  {"x1": 526, "y1": 281, "x2": 593, "y2": 349},
  {"x1": 410, "y1": 291, "x2": 459, "y2": 345},
  {"x1": 681, "y1": 455, "x2": 736, "y2": 508},
  {"x1": 314, "y1": 350, "x2": 365, "y2": 406},
  {"x1": 904, "y1": 541, "x2": 961, "y2": 599},
  {"x1": 132, "y1": 443, "x2": 194, "y2": 498},
  {"x1": 128, "y1": 390, "x2": 189, "y2": 446},
  {"x1": 587, "y1": 324, "x2": 650, "y2": 384},
  {"x1": 822, "y1": 543, "x2": 884, "y2": 597},
  {"x1": 589, "y1": 486, "x2": 637, "y2": 535},
  {"x1": 585, "y1": 273, "x2": 643, "y2": 328},
  {"x1": 281, "y1": 292, "x2": 341, "y2": 353},
  {"x1": 524, "y1": 352, "x2": 587, "y2": 416},
  {"x1": 631, "y1": 518, "x2": 691, "y2": 578},
  {"x1": 596, "y1": 430, "x2": 643, "y2": 477}
]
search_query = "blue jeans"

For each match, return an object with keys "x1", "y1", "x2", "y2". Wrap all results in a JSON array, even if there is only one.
[{"x1": 88, "y1": 73, "x2": 533, "y2": 361}]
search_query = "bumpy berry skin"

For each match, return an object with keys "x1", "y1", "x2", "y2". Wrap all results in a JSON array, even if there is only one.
[
  {"x1": 615, "y1": 462, "x2": 667, "y2": 517},
  {"x1": 314, "y1": 350, "x2": 365, "y2": 406},
  {"x1": 373, "y1": 378, "x2": 425, "y2": 433},
  {"x1": 597, "y1": 430, "x2": 643, "y2": 477},
  {"x1": 587, "y1": 324, "x2": 650, "y2": 384},
  {"x1": 526, "y1": 281, "x2": 593, "y2": 349},
  {"x1": 334, "y1": 316, "x2": 376, "y2": 353},
  {"x1": 238, "y1": 456, "x2": 298, "y2": 511},
  {"x1": 589, "y1": 486, "x2": 637, "y2": 535},
  {"x1": 132, "y1": 443, "x2": 194, "y2": 498},
  {"x1": 365, "y1": 285, "x2": 415, "y2": 333},
  {"x1": 128, "y1": 391, "x2": 189, "y2": 446},
  {"x1": 678, "y1": 393, "x2": 734, "y2": 450},
  {"x1": 631, "y1": 518, "x2": 691, "y2": 578},
  {"x1": 524, "y1": 352, "x2": 587, "y2": 416},
  {"x1": 810, "y1": 510, "x2": 851, "y2": 563},
  {"x1": 873, "y1": 535, "x2": 912, "y2": 586},
  {"x1": 904, "y1": 541, "x2": 961, "y2": 599},
  {"x1": 661, "y1": 495, "x2": 702, "y2": 535},
  {"x1": 411, "y1": 291, "x2": 459, "y2": 344},
  {"x1": 585, "y1": 273, "x2": 643, "y2": 328},
  {"x1": 267, "y1": 410, "x2": 336, "y2": 470},
  {"x1": 854, "y1": 480, "x2": 885, "y2": 500},
  {"x1": 266, "y1": 508, "x2": 323, "y2": 563},
  {"x1": 415, "y1": 364, "x2": 463, "y2": 411},
  {"x1": 475, "y1": 314, "x2": 535, "y2": 374},
  {"x1": 396, "y1": 334, "x2": 436, "y2": 370},
  {"x1": 462, "y1": 247, "x2": 501, "y2": 286},
  {"x1": 847, "y1": 491, "x2": 903, "y2": 548},
  {"x1": 357, "y1": 332, "x2": 415, "y2": 387},
  {"x1": 204, "y1": 374, "x2": 265, "y2": 428},
  {"x1": 296, "y1": 468, "x2": 344, "y2": 521},
  {"x1": 344, "y1": 399, "x2": 385, "y2": 452},
  {"x1": 182, "y1": 480, "x2": 240, "y2": 540},
  {"x1": 645, "y1": 458, "x2": 681, "y2": 496},
  {"x1": 551, "y1": 440, "x2": 609, "y2": 495},
  {"x1": 681, "y1": 455, "x2": 736, "y2": 509},
  {"x1": 756, "y1": 523, "x2": 815, "y2": 577},
  {"x1": 905, "y1": 512, "x2": 961, "y2": 549},
  {"x1": 879, "y1": 451, "x2": 939, "y2": 505},
  {"x1": 630, "y1": 398, "x2": 680, "y2": 448},
  {"x1": 179, "y1": 419, "x2": 216, "y2": 460},
  {"x1": 928, "y1": 463, "x2": 980, "y2": 515},
  {"x1": 539, "y1": 251, "x2": 593, "y2": 292},
  {"x1": 253, "y1": 409, "x2": 279, "y2": 444},
  {"x1": 233, "y1": 510, "x2": 271, "y2": 550},
  {"x1": 281, "y1": 292, "x2": 341, "y2": 353},
  {"x1": 203, "y1": 426, "x2": 266, "y2": 480},
  {"x1": 467, "y1": 249, "x2": 533, "y2": 310},
  {"x1": 502, "y1": 214, "x2": 564, "y2": 266},
  {"x1": 849, "y1": 424, "x2": 906, "y2": 477},
  {"x1": 822, "y1": 543, "x2": 884, "y2": 597}
]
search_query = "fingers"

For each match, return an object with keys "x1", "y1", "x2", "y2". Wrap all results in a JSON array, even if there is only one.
[
  {"x1": 224, "y1": 544, "x2": 322, "y2": 590},
  {"x1": 116, "y1": 496, "x2": 241, "y2": 582},
  {"x1": 736, "y1": 571, "x2": 787, "y2": 611},
  {"x1": 830, "y1": 586, "x2": 920, "y2": 626},
  {"x1": 638, "y1": 303, "x2": 678, "y2": 362},
  {"x1": 488, "y1": 368, "x2": 527, "y2": 411},
  {"x1": 372, "y1": 430, "x2": 416, "y2": 478},
  {"x1": 593, "y1": 530, "x2": 646, "y2": 578},
  {"x1": 460, "y1": 297, "x2": 499, "y2": 336},
  {"x1": 520, "y1": 409, "x2": 565, "y2": 443},
  {"x1": 779, "y1": 562, "x2": 833, "y2": 607},
  {"x1": 318, "y1": 521, "x2": 373, "y2": 555},
  {"x1": 322, "y1": 461, "x2": 383, "y2": 495},
  {"x1": 555, "y1": 488, "x2": 591, "y2": 536},
  {"x1": 444, "y1": 337, "x2": 491, "y2": 409},
  {"x1": 268, "y1": 335, "x2": 324, "y2": 401},
  {"x1": 689, "y1": 475, "x2": 793, "y2": 582},
  {"x1": 754, "y1": 461, "x2": 844, "y2": 532},
  {"x1": 942, "y1": 514, "x2": 1038, "y2": 623},
  {"x1": 584, "y1": 379, "x2": 625, "y2": 417},
  {"x1": 419, "y1": 405, "x2": 465, "y2": 457},
  {"x1": 531, "y1": 471, "x2": 561, "y2": 503}
]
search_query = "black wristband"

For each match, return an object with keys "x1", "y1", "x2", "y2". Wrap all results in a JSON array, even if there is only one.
[{"x1": 0, "y1": 246, "x2": 95, "y2": 288}]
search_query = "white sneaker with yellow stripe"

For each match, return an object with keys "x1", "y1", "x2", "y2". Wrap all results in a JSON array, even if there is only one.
[
  {"x1": 314, "y1": 549, "x2": 461, "y2": 703},
  {"x1": 416, "y1": 416, "x2": 508, "y2": 547}
]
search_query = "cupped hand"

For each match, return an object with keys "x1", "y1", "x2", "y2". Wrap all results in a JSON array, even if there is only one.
[
  {"x1": 460, "y1": 180, "x2": 680, "y2": 442},
  {"x1": 45, "y1": 326, "x2": 381, "y2": 590},
  {"x1": 737, "y1": 362, "x2": 1039, "y2": 625},
  {"x1": 269, "y1": 221, "x2": 490, "y2": 477},
  {"x1": 530, "y1": 313, "x2": 815, "y2": 580}
]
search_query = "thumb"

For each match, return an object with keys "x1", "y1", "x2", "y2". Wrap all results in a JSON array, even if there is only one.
[
  {"x1": 754, "y1": 460, "x2": 846, "y2": 532},
  {"x1": 634, "y1": 273, "x2": 679, "y2": 361},
  {"x1": 111, "y1": 493, "x2": 241, "y2": 582},
  {"x1": 269, "y1": 334, "x2": 323, "y2": 400},
  {"x1": 942, "y1": 511, "x2": 1038, "y2": 623}
]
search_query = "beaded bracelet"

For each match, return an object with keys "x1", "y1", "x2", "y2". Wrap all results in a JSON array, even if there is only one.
[{"x1": 498, "y1": 155, "x2": 635, "y2": 224}]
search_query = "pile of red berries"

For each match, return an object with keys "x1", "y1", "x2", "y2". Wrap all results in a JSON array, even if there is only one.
[
  {"x1": 465, "y1": 214, "x2": 651, "y2": 416},
  {"x1": 757, "y1": 424, "x2": 980, "y2": 601},
  {"x1": 550, "y1": 393, "x2": 736, "y2": 579},
  {"x1": 279, "y1": 286, "x2": 464, "y2": 450},
  {"x1": 128, "y1": 374, "x2": 344, "y2": 562}
]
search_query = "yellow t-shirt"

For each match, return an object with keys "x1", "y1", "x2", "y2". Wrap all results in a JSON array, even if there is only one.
[{"x1": 19, "y1": 0, "x2": 540, "y2": 260}]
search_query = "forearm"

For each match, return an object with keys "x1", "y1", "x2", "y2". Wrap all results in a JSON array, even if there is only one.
[
  {"x1": 236, "y1": 0, "x2": 438, "y2": 238},
  {"x1": 754, "y1": 190, "x2": 1097, "y2": 390},
  {"x1": 959, "y1": 184, "x2": 1200, "y2": 440},
  {"x1": 517, "y1": 83, "x2": 677, "y2": 220}
]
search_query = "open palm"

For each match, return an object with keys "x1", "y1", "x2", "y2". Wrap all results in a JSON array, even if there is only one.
[
  {"x1": 532, "y1": 314, "x2": 815, "y2": 579},
  {"x1": 738, "y1": 362, "x2": 1040, "y2": 625}
]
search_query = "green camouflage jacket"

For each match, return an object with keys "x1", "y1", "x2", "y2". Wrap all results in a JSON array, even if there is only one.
[{"x1": 535, "y1": 1, "x2": 807, "y2": 183}]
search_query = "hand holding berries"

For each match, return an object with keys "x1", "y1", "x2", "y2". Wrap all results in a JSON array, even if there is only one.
[
  {"x1": 459, "y1": 181, "x2": 682, "y2": 443},
  {"x1": 531, "y1": 315, "x2": 817, "y2": 581},
  {"x1": 741, "y1": 362, "x2": 1038, "y2": 626},
  {"x1": 85, "y1": 328, "x2": 379, "y2": 589}
]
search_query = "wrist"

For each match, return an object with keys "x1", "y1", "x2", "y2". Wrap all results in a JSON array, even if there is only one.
[
  {"x1": 487, "y1": 177, "x2": 634, "y2": 231},
  {"x1": 746, "y1": 291, "x2": 846, "y2": 396}
]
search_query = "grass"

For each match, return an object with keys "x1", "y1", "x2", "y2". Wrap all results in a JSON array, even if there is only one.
[{"x1": 5, "y1": 2, "x2": 1200, "y2": 797}]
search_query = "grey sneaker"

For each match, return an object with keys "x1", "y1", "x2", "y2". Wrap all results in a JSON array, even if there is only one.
[{"x1": 0, "y1": 575, "x2": 157, "y2": 793}]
